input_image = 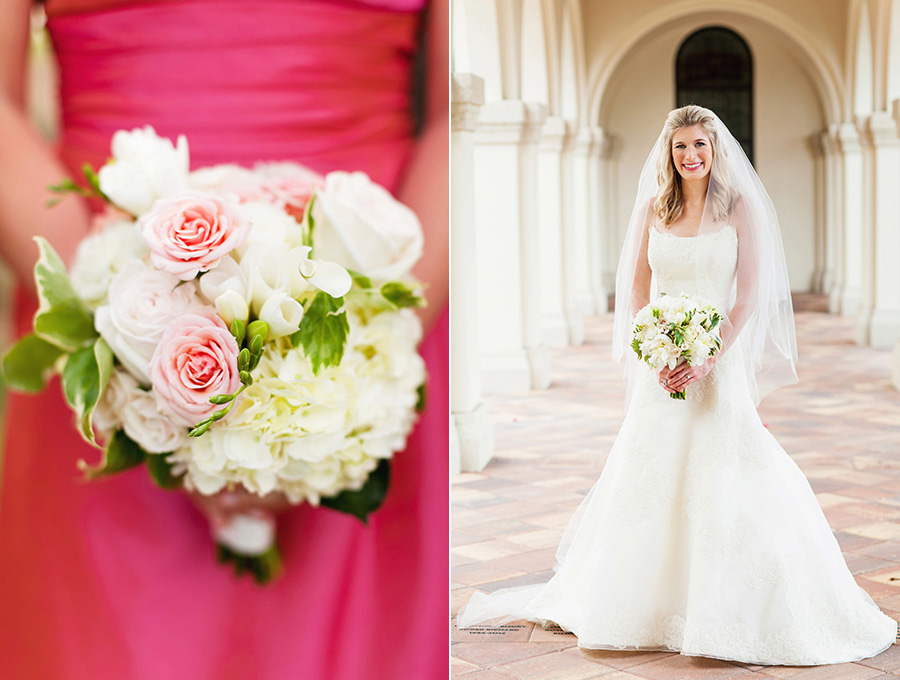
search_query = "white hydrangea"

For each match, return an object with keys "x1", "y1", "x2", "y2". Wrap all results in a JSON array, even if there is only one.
[
  {"x1": 171, "y1": 304, "x2": 425, "y2": 506},
  {"x1": 70, "y1": 218, "x2": 149, "y2": 309}
]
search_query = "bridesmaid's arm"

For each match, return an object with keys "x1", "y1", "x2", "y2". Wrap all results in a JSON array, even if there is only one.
[
  {"x1": 396, "y1": 0, "x2": 448, "y2": 334},
  {"x1": 0, "y1": 1, "x2": 91, "y2": 291}
]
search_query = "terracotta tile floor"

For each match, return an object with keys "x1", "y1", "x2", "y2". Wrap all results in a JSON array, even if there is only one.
[{"x1": 451, "y1": 297, "x2": 900, "y2": 680}]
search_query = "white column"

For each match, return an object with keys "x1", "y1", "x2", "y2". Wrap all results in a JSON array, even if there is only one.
[
  {"x1": 808, "y1": 133, "x2": 827, "y2": 292},
  {"x1": 890, "y1": 99, "x2": 900, "y2": 391},
  {"x1": 450, "y1": 73, "x2": 494, "y2": 473},
  {"x1": 537, "y1": 116, "x2": 568, "y2": 347},
  {"x1": 835, "y1": 123, "x2": 864, "y2": 320},
  {"x1": 854, "y1": 115, "x2": 876, "y2": 345},
  {"x1": 821, "y1": 129, "x2": 843, "y2": 313},
  {"x1": 560, "y1": 121, "x2": 584, "y2": 345},
  {"x1": 587, "y1": 127, "x2": 610, "y2": 313},
  {"x1": 861, "y1": 110, "x2": 900, "y2": 348},
  {"x1": 518, "y1": 103, "x2": 552, "y2": 389},
  {"x1": 571, "y1": 128, "x2": 595, "y2": 316},
  {"x1": 474, "y1": 100, "x2": 544, "y2": 393},
  {"x1": 600, "y1": 135, "x2": 619, "y2": 296}
]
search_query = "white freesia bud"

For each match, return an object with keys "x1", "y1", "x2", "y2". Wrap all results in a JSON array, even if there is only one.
[
  {"x1": 312, "y1": 171, "x2": 423, "y2": 280},
  {"x1": 214, "y1": 513, "x2": 275, "y2": 556},
  {"x1": 259, "y1": 292, "x2": 304, "y2": 338},
  {"x1": 215, "y1": 290, "x2": 250, "y2": 326},
  {"x1": 199, "y1": 256, "x2": 248, "y2": 303},
  {"x1": 97, "y1": 126, "x2": 189, "y2": 215},
  {"x1": 301, "y1": 259, "x2": 352, "y2": 298}
]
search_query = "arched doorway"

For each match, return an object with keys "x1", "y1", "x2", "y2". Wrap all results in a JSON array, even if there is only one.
[{"x1": 676, "y1": 26, "x2": 754, "y2": 163}]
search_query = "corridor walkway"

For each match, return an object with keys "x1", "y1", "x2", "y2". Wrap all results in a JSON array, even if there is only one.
[{"x1": 452, "y1": 298, "x2": 900, "y2": 680}]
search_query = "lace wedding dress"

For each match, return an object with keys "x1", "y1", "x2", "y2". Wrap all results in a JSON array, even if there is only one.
[{"x1": 458, "y1": 225, "x2": 897, "y2": 666}]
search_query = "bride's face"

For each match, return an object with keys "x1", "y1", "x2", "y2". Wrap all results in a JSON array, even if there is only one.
[{"x1": 671, "y1": 124, "x2": 713, "y2": 181}]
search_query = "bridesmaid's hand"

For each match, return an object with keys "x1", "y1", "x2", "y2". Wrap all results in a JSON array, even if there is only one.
[{"x1": 658, "y1": 356, "x2": 717, "y2": 393}]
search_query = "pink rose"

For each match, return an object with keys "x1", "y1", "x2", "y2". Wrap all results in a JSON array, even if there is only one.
[
  {"x1": 140, "y1": 191, "x2": 250, "y2": 281},
  {"x1": 149, "y1": 311, "x2": 241, "y2": 427},
  {"x1": 254, "y1": 162, "x2": 324, "y2": 220}
]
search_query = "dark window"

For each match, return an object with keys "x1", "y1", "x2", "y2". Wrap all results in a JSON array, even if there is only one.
[{"x1": 676, "y1": 27, "x2": 753, "y2": 164}]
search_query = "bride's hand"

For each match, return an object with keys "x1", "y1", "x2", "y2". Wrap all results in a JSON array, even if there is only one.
[{"x1": 658, "y1": 356, "x2": 717, "y2": 393}]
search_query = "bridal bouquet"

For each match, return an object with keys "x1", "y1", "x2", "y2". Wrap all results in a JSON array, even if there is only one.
[
  {"x1": 631, "y1": 293, "x2": 721, "y2": 400},
  {"x1": 3, "y1": 126, "x2": 426, "y2": 582}
]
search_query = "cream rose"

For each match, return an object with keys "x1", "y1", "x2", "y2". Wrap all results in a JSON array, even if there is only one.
[
  {"x1": 94, "y1": 261, "x2": 200, "y2": 384},
  {"x1": 312, "y1": 171, "x2": 423, "y2": 280},
  {"x1": 97, "y1": 126, "x2": 190, "y2": 216},
  {"x1": 149, "y1": 311, "x2": 242, "y2": 427},
  {"x1": 121, "y1": 390, "x2": 189, "y2": 454},
  {"x1": 140, "y1": 191, "x2": 250, "y2": 281}
]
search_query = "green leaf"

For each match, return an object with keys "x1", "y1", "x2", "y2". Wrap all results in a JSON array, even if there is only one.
[
  {"x1": 80, "y1": 429, "x2": 146, "y2": 479},
  {"x1": 302, "y1": 195, "x2": 317, "y2": 248},
  {"x1": 62, "y1": 338, "x2": 113, "y2": 446},
  {"x1": 380, "y1": 281, "x2": 424, "y2": 309},
  {"x1": 146, "y1": 452, "x2": 184, "y2": 490},
  {"x1": 321, "y1": 458, "x2": 390, "y2": 524},
  {"x1": 291, "y1": 292, "x2": 349, "y2": 374},
  {"x1": 348, "y1": 270, "x2": 372, "y2": 290},
  {"x1": 415, "y1": 383, "x2": 426, "y2": 414},
  {"x1": 2, "y1": 333, "x2": 64, "y2": 392},
  {"x1": 215, "y1": 542, "x2": 283, "y2": 585},
  {"x1": 630, "y1": 337, "x2": 642, "y2": 358},
  {"x1": 32, "y1": 237, "x2": 96, "y2": 352}
]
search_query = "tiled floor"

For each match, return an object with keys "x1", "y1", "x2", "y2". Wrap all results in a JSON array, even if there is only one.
[{"x1": 452, "y1": 298, "x2": 900, "y2": 680}]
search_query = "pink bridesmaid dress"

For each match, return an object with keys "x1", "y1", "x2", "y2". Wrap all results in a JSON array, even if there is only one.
[{"x1": 0, "y1": 1, "x2": 449, "y2": 679}]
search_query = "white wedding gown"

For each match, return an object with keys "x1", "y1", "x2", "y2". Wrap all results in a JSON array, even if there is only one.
[{"x1": 458, "y1": 226, "x2": 897, "y2": 666}]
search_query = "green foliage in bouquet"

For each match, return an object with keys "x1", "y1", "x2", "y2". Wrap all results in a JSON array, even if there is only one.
[{"x1": 3, "y1": 238, "x2": 112, "y2": 444}]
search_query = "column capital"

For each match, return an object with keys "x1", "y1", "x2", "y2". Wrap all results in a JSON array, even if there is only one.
[
  {"x1": 559, "y1": 119, "x2": 578, "y2": 153},
  {"x1": 835, "y1": 121, "x2": 861, "y2": 154},
  {"x1": 451, "y1": 73, "x2": 484, "y2": 132},
  {"x1": 475, "y1": 100, "x2": 547, "y2": 145},
  {"x1": 539, "y1": 115, "x2": 567, "y2": 151},
  {"x1": 858, "y1": 111, "x2": 900, "y2": 148}
]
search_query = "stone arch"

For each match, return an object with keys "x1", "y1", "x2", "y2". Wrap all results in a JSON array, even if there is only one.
[
  {"x1": 452, "y1": 0, "x2": 505, "y2": 102},
  {"x1": 884, "y1": 0, "x2": 900, "y2": 105},
  {"x1": 520, "y1": 0, "x2": 550, "y2": 105},
  {"x1": 587, "y1": 1, "x2": 842, "y2": 127},
  {"x1": 559, "y1": 1, "x2": 579, "y2": 121},
  {"x1": 852, "y1": 0, "x2": 874, "y2": 115}
]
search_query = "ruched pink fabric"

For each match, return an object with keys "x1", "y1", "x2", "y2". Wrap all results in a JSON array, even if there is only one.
[{"x1": 0, "y1": 2, "x2": 448, "y2": 679}]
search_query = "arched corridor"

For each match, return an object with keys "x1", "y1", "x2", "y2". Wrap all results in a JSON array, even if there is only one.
[{"x1": 452, "y1": 0, "x2": 900, "y2": 473}]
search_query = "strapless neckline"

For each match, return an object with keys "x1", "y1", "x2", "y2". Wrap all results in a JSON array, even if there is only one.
[{"x1": 651, "y1": 225, "x2": 736, "y2": 240}]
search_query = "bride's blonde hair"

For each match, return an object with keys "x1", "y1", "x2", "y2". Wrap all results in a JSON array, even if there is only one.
[{"x1": 655, "y1": 105, "x2": 738, "y2": 226}]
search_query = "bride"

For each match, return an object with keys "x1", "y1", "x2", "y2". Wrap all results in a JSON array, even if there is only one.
[{"x1": 457, "y1": 105, "x2": 897, "y2": 666}]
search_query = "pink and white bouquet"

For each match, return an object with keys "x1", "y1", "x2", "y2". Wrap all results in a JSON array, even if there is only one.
[
  {"x1": 631, "y1": 293, "x2": 722, "y2": 400},
  {"x1": 3, "y1": 127, "x2": 426, "y2": 581}
]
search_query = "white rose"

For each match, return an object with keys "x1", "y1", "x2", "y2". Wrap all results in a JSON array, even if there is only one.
[
  {"x1": 121, "y1": 390, "x2": 189, "y2": 454},
  {"x1": 95, "y1": 261, "x2": 200, "y2": 384},
  {"x1": 97, "y1": 126, "x2": 190, "y2": 215},
  {"x1": 93, "y1": 369, "x2": 139, "y2": 437},
  {"x1": 312, "y1": 171, "x2": 423, "y2": 280},
  {"x1": 70, "y1": 219, "x2": 149, "y2": 308},
  {"x1": 236, "y1": 201, "x2": 304, "y2": 252}
]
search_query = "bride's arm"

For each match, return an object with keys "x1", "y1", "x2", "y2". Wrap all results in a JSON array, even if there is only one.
[
  {"x1": 630, "y1": 215, "x2": 653, "y2": 317},
  {"x1": 720, "y1": 196, "x2": 758, "y2": 353},
  {"x1": 396, "y1": 0, "x2": 448, "y2": 334},
  {"x1": 0, "y1": 1, "x2": 91, "y2": 290}
]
